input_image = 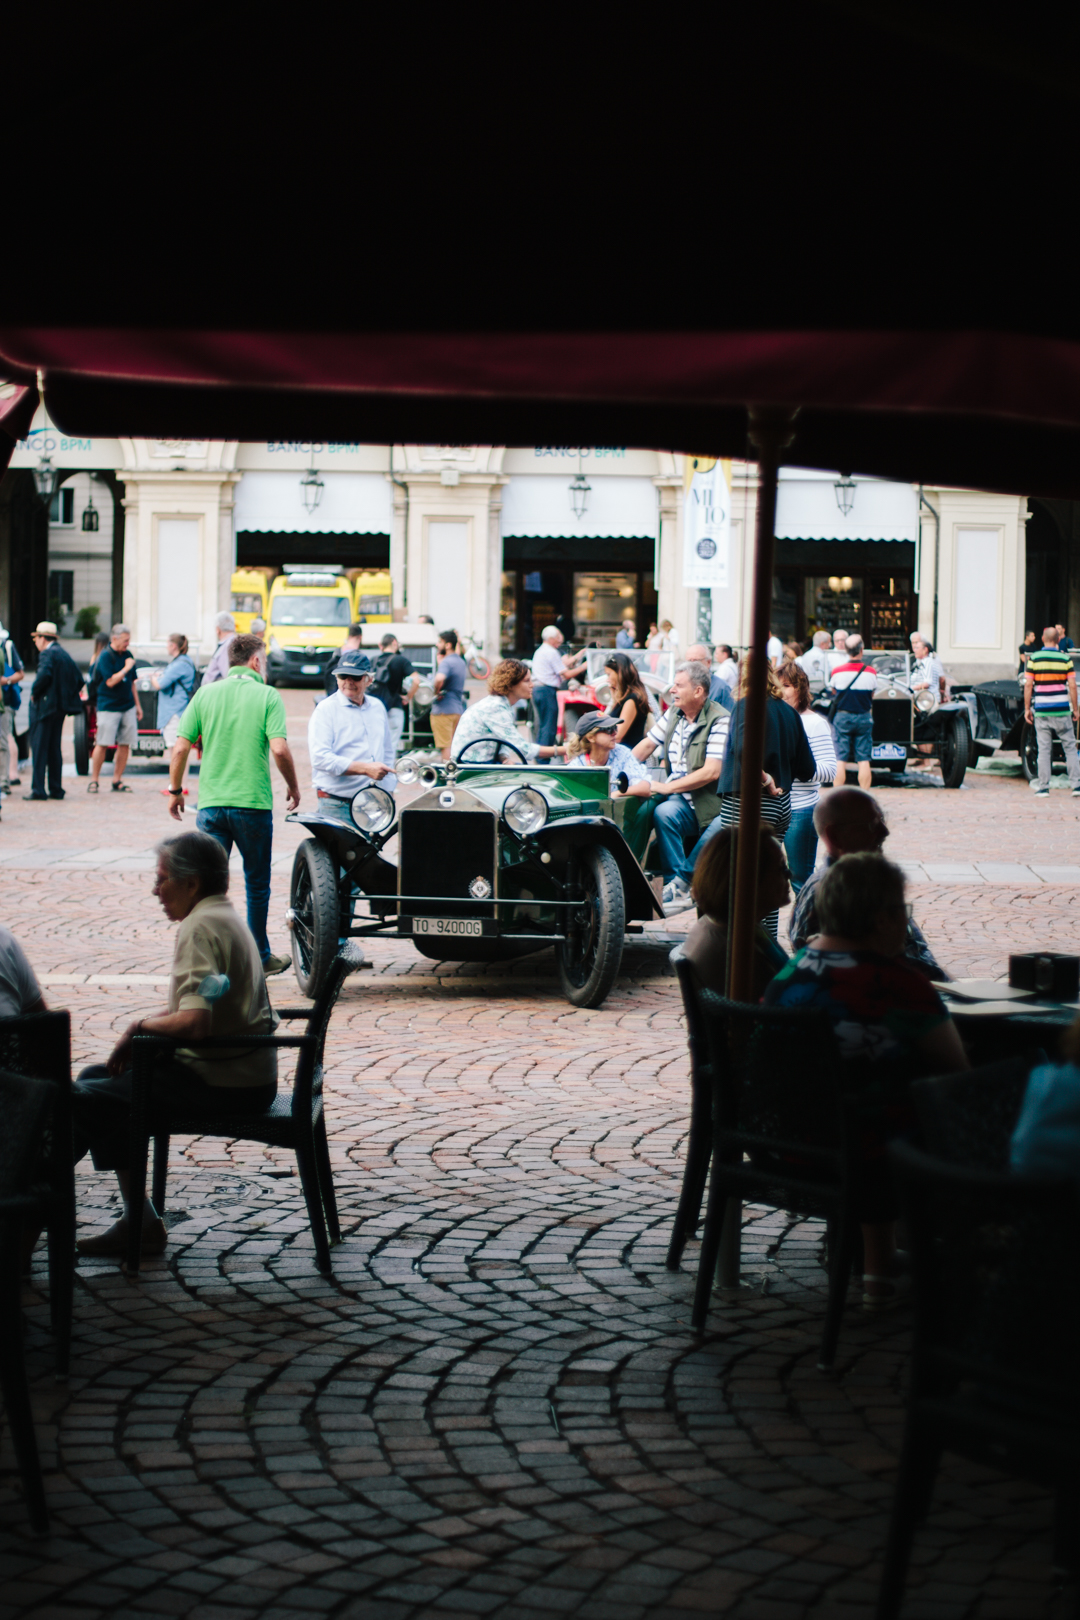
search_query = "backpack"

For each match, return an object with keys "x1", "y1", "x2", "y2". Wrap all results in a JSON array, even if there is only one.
[
  {"x1": 2, "y1": 639, "x2": 21, "y2": 711},
  {"x1": 367, "y1": 650, "x2": 397, "y2": 703}
]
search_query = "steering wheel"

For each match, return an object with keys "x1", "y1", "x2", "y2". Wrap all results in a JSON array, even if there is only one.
[{"x1": 456, "y1": 736, "x2": 530, "y2": 765}]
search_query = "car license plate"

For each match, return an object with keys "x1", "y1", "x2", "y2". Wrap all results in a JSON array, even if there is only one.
[
  {"x1": 872, "y1": 743, "x2": 907, "y2": 760},
  {"x1": 411, "y1": 917, "x2": 483, "y2": 938},
  {"x1": 137, "y1": 737, "x2": 165, "y2": 754},
  {"x1": 301, "y1": 663, "x2": 321, "y2": 674}
]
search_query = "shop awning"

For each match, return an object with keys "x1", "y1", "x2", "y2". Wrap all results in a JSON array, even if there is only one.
[
  {"x1": 775, "y1": 470, "x2": 918, "y2": 542},
  {"x1": 232, "y1": 471, "x2": 391, "y2": 536},
  {"x1": 500, "y1": 474, "x2": 657, "y2": 541}
]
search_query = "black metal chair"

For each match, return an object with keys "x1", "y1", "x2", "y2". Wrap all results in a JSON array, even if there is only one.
[
  {"x1": 911, "y1": 1052, "x2": 1041, "y2": 1172},
  {"x1": 0, "y1": 1011, "x2": 75, "y2": 1379},
  {"x1": 877, "y1": 1142, "x2": 1080, "y2": 1620},
  {"x1": 126, "y1": 944, "x2": 364, "y2": 1275},
  {"x1": 666, "y1": 946, "x2": 714, "y2": 1270},
  {"x1": 692, "y1": 989, "x2": 862, "y2": 1370},
  {"x1": 0, "y1": 1068, "x2": 65, "y2": 1535}
]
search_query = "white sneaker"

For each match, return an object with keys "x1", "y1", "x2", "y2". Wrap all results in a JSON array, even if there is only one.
[
  {"x1": 1032, "y1": 785, "x2": 1050, "y2": 797},
  {"x1": 662, "y1": 878, "x2": 694, "y2": 915}
]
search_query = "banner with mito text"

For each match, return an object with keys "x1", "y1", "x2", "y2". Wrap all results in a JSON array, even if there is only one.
[{"x1": 682, "y1": 455, "x2": 731, "y2": 589}]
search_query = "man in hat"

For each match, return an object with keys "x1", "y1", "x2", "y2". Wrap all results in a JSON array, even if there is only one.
[
  {"x1": 167, "y1": 633, "x2": 300, "y2": 976},
  {"x1": 308, "y1": 648, "x2": 396, "y2": 827},
  {"x1": 25, "y1": 620, "x2": 83, "y2": 802}
]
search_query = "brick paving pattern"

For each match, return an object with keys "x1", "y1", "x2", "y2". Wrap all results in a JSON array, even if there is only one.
[{"x1": 2, "y1": 701, "x2": 1077, "y2": 1617}]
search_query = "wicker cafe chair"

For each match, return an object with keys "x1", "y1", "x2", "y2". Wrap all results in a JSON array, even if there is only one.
[
  {"x1": 692, "y1": 990, "x2": 859, "y2": 1370},
  {"x1": 0, "y1": 1012, "x2": 75, "y2": 1379},
  {"x1": 911, "y1": 1052, "x2": 1042, "y2": 1173},
  {"x1": 876, "y1": 1143, "x2": 1080, "y2": 1620},
  {"x1": 125, "y1": 945, "x2": 364, "y2": 1276},
  {"x1": 0, "y1": 1069, "x2": 65, "y2": 1535},
  {"x1": 665, "y1": 946, "x2": 714, "y2": 1270}
]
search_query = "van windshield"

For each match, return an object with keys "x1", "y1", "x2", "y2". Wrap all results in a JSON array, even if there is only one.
[{"x1": 271, "y1": 595, "x2": 352, "y2": 627}]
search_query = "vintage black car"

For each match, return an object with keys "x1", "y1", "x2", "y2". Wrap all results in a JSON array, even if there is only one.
[
  {"x1": 957, "y1": 656, "x2": 1080, "y2": 780},
  {"x1": 813, "y1": 649, "x2": 977, "y2": 788},
  {"x1": 284, "y1": 749, "x2": 662, "y2": 1008}
]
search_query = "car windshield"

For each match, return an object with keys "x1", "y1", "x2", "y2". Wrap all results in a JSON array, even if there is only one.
[
  {"x1": 864, "y1": 650, "x2": 910, "y2": 678},
  {"x1": 584, "y1": 647, "x2": 676, "y2": 691},
  {"x1": 271, "y1": 595, "x2": 353, "y2": 627},
  {"x1": 231, "y1": 593, "x2": 263, "y2": 613}
]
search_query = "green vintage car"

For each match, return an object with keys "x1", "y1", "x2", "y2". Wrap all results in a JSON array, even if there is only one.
[{"x1": 284, "y1": 747, "x2": 662, "y2": 1007}]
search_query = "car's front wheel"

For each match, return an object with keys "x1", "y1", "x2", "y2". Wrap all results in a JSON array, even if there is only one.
[
  {"x1": 73, "y1": 707, "x2": 90, "y2": 775},
  {"x1": 1021, "y1": 720, "x2": 1039, "y2": 782},
  {"x1": 556, "y1": 845, "x2": 626, "y2": 1008},
  {"x1": 289, "y1": 839, "x2": 341, "y2": 996},
  {"x1": 937, "y1": 712, "x2": 970, "y2": 789}
]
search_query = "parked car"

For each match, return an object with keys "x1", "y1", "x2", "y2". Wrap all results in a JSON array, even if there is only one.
[
  {"x1": 954, "y1": 656, "x2": 1080, "y2": 781},
  {"x1": 813, "y1": 649, "x2": 977, "y2": 788},
  {"x1": 284, "y1": 751, "x2": 662, "y2": 1008},
  {"x1": 358, "y1": 624, "x2": 439, "y2": 755}
]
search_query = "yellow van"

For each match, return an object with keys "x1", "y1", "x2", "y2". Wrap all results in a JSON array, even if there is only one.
[
  {"x1": 352, "y1": 568, "x2": 392, "y2": 622},
  {"x1": 230, "y1": 568, "x2": 270, "y2": 633},
  {"x1": 266, "y1": 570, "x2": 354, "y2": 686}
]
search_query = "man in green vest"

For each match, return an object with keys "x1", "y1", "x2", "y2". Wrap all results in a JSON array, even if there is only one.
[{"x1": 634, "y1": 659, "x2": 730, "y2": 913}]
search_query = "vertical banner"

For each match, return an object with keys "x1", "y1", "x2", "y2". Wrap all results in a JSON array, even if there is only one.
[{"x1": 682, "y1": 455, "x2": 731, "y2": 589}]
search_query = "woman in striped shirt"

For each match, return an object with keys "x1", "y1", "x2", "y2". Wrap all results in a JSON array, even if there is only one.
[{"x1": 779, "y1": 660, "x2": 837, "y2": 891}]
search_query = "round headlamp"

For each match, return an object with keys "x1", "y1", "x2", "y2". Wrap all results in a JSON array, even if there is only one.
[
  {"x1": 413, "y1": 680, "x2": 435, "y2": 708},
  {"x1": 503, "y1": 786, "x2": 548, "y2": 836},
  {"x1": 396, "y1": 755, "x2": 419, "y2": 785},
  {"x1": 349, "y1": 786, "x2": 395, "y2": 835},
  {"x1": 593, "y1": 680, "x2": 613, "y2": 705},
  {"x1": 914, "y1": 688, "x2": 938, "y2": 714}
]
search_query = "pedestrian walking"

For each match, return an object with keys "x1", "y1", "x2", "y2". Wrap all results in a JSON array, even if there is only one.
[
  {"x1": 152, "y1": 633, "x2": 199, "y2": 796},
  {"x1": 0, "y1": 620, "x2": 25, "y2": 796},
  {"x1": 826, "y1": 633, "x2": 876, "y2": 790},
  {"x1": 430, "y1": 630, "x2": 470, "y2": 758},
  {"x1": 1056, "y1": 623, "x2": 1075, "y2": 653},
  {"x1": 1024, "y1": 624, "x2": 1080, "y2": 798},
  {"x1": 766, "y1": 628, "x2": 783, "y2": 666},
  {"x1": 531, "y1": 625, "x2": 586, "y2": 748},
  {"x1": 323, "y1": 622, "x2": 364, "y2": 695},
  {"x1": 201, "y1": 612, "x2": 237, "y2": 684},
  {"x1": 87, "y1": 623, "x2": 143, "y2": 794},
  {"x1": 25, "y1": 620, "x2": 83, "y2": 801},
  {"x1": 778, "y1": 659, "x2": 837, "y2": 890},
  {"x1": 369, "y1": 632, "x2": 420, "y2": 754},
  {"x1": 615, "y1": 619, "x2": 636, "y2": 650},
  {"x1": 167, "y1": 632, "x2": 300, "y2": 976}
]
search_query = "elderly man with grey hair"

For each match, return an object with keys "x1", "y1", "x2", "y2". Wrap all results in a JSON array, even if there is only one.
[
  {"x1": 687, "y1": 643, "x2": 734, "y2": 712},
  {"x1": 531, "y1": 623, "x2": 587, "y2": 747},
  {"x1": 88, "y1": 622, "x2": 143, "y2": 794},
  {"x1": 797, "y1": 630, "x2": 834, "y2": 689},
  {"x1": 201, "y1": 611, "x2": 238, "y2": 684},
  {"x1": 633, "y1": 658, "x2": 730, "y2": 912},
  {"x1": 71, "y1": 831, "x2": 278, "y2": 1258}
]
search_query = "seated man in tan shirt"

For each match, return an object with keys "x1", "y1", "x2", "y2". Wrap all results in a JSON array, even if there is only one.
[{"x1": 73, "y1": 830, "x2": 278, "y2": 1258}]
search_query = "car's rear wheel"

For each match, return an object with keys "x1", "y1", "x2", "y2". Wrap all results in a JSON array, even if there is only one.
[
  {"x1": 937, "y1": 712, "x2": 970, "y2": 789},
  {"x1": 73, "y1": 707, "x2": 90, "y2": 775},
  {"x1": 1021, "y1": 721, "x2": 1039, "y2": 782},
  {"x1": 556, "y1": 845, "x2": 625, "y2": 1008},
  {"x1": 289, "y1": 839, "x2": 341, "y2": 996}
]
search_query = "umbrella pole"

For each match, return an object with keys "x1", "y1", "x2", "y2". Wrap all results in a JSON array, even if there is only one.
[{"x1": 727, "y1": 406, "x2": 797, "y2": 1004}]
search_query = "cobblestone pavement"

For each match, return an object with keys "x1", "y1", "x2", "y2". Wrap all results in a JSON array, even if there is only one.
[{"x1": 2, "y1": 699, "x2": 1077, "y2": 1618}]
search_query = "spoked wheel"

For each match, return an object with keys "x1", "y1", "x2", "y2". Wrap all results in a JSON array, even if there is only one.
[
  {"x1": 1021, "y1": 721, "x2": 1039, "y2": 782},
  {"x1": 73, "y1": 707, "x2": 90, "y2": 775},
  {"x1": 289, "y1": 839, "x2": 342, "y2": 995},
  {"x1": 936, "y1": 712, "x2": 970, "y2": 789},
  {"x1": 555, "y1": 845, "x2": 625, "y2": 1008},
  {"x1": 468, "y1": 655, "x2": 490, "y2": 680}
]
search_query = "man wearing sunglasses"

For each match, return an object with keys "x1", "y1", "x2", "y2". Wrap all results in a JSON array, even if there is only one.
[{"x1": 308, "y1": 649, "x2": 397, "y2": 829}]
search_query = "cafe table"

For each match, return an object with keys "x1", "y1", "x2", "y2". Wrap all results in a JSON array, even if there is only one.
[{"x1": 933, "y1": 979, "x2": 1077, "y2": 1062}]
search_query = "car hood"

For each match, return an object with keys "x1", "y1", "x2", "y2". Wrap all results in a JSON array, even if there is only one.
[{"x1": 407, "y1": 765, "x2": 612, "y2": 818}]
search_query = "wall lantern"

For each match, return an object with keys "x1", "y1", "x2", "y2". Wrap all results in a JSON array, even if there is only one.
[
  {"x1": 300, "y1": 466, "x2": 325, "y2": 513},
  {"x1": 833, "y1": 473, "x2": 857, "y2": 516},
  {"x1": 33, "y1": 455, "x2": 59, "y2": 506},
  {"x1": 569, "y1": 469, "x2": 591, "y2": 520},
  {"x1": 82, "y1": 479, "x2": 100, "y2": 532}
]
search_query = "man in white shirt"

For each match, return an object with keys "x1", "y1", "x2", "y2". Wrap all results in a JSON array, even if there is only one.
[
  {"x1": 766, "y1": 630, "x2": 783, "y2": 666},
  {"x1": 827, "y1": 628, "x2": 849, "y2": 672},
  {"x1": 308, "y1": 650, "x2": 397, "y2": 825},
  {"x1": 798, "y1": 631, "x2": 833, "y2": 688},
  {"x1": 531, "y1": 625, "x2": 586, "y2": 748}
]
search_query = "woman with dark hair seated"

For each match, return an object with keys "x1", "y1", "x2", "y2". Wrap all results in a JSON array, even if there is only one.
[
  {"x1": 603, "y1": 651, "x2": 650, "y2": 747},
  {"x1": 765, "y1": 852, "x2": 968, "y2": 1309},
  {"x1": 683, "y1": 825, "x2": 791, "y2": 998}
]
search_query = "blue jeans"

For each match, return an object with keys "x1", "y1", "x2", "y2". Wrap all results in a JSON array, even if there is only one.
[
  {"x1": 784, "y1": 806, "x2": 818, "y2": 893},
  {"x1": 197, "y1": 806, "x2": 274, "y2": 961},
  {"x1": 533, "y1": 683, "x2": 559, "y2": 747},
  {"x1": 652, "y1": 794, "x2": 705, "y2": 884}
]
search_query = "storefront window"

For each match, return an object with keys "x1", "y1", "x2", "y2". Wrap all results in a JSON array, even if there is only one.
[
  {"x1": 500, "y1": 571, "x2": 517, "y2": 654},
  {"x1": 807, "y1": 575, "x2": 863, "y2": 639},
  {"x1": 868, "y1": 574, "x2": 913, "y2": 648},
  {"x1": 573, "y1": 571, "x2": 637, "y2": 645}
]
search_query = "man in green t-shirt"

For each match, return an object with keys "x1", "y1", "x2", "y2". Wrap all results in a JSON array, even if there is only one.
[{"x1": 167, "y1": 633, "x2": 301, "y2": 974}]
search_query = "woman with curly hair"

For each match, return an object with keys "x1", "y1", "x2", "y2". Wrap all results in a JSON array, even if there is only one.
[{"x1": 450, "y1": 659, "x2": 562, "y2": 764}]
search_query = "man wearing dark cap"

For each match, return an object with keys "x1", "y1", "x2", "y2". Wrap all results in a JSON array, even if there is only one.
[{"x1": 308, "y1": 648, "x2": 397, "y2": 828}]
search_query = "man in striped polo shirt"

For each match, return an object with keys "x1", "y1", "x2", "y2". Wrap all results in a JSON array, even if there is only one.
[{"x1": 1024, "y1": 625, "x2": 1080, "y2": 796}]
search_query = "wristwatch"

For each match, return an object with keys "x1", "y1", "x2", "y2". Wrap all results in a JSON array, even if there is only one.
[{"x1": 167, "y1": 786, "x2": 184, "y2": 795}]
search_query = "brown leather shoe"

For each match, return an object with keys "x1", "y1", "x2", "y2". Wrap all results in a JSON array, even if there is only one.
[{"x1": 77, "y1": 1216, "x2": 167, "y2": 1258}]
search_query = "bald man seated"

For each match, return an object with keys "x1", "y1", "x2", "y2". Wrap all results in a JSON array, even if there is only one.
[{"x1": 788, "y1": 786, "x2": 948, "y2": 981}]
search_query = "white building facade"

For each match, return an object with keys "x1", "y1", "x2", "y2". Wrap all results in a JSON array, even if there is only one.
[{"x1": 2, "y1": 417, "x2": 1029, "y2": 682}]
